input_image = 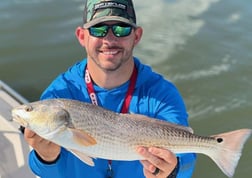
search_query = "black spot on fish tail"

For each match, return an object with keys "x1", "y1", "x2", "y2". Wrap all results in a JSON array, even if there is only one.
[{"x1": 217, "y1": 138, "x2": 223, "y2": 143}]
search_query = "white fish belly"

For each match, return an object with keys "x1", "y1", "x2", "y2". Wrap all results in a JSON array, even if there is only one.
[{"x1": 50, "y1": 129, "x2": 143, "y2": 161}]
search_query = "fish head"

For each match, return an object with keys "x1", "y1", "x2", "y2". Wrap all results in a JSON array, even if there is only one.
[{"x1": 12, "y1": 101, "x2": 70, "y2": 138}]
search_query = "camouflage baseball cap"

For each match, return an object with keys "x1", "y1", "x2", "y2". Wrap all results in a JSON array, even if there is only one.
[{"x1": 83, "y1": 0, "x2": 137, "y2": 28}]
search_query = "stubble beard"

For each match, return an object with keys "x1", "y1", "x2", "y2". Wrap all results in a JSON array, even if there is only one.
[{"x1": 90, "y1": 48, "x2": 133, "y2": 72}]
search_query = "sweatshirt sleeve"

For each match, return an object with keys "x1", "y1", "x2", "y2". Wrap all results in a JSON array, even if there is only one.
[{"x1": 29, "y1": 148, "x2": 69, "y2": 178}]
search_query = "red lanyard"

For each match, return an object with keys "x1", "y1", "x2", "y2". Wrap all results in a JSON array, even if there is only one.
[
  {"x1": 84, "y1": 64, "x2": 138, "y2": 178},
  {"x1": 85, "y1": 65, "x2": 137, "y2": 113}
]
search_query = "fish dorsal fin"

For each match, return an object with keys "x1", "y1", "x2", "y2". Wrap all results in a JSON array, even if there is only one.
[
  {"x1": 121, "y1": 113, "x2": 194, "y2": 134},
  {"x1": 68, "y1": 128, "x2": 97, "y2": 146},
  {"x1": 69, "y1": 149, "x2": 95, "y2": 166}
]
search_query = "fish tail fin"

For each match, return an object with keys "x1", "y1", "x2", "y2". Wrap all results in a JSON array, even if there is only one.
[{"x1": 208, "y1": 129, "x2": 251, "y2": 177}]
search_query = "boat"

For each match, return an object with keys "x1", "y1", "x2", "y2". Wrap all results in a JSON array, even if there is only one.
[{"x1": 0, "y1": 80, "x2": 38, "y2": 178}]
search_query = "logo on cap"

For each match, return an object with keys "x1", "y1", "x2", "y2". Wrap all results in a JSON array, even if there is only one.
[{"x1": 94, "y1": 2, "x2": 127, "y2": 10}]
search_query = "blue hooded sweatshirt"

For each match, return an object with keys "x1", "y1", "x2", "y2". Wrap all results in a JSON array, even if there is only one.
[{"x1": 29, "y1": 57, "x2": 196, "y2": 178}]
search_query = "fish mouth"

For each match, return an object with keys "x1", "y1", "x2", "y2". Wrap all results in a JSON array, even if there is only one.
[{"x1": 11, "y1": 112, "x2": 28, "y2": 127}]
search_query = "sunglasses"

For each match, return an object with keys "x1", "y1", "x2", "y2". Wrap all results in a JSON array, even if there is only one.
[{"x1": 88, "y1": 23, "x2": 133, "y2": 38}]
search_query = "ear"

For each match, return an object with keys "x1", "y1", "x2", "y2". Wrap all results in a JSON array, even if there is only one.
[
  {"x1": 75, "y1": 26, "x2": 86, "y2": 47},
  {"x1": 133, "y1": 27, "x2": 143, "y2": 46}
]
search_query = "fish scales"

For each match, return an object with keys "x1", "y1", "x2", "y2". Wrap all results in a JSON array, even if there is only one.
[
  {"x1": 12, "y1": 98, "x2": 252, "y2": 177},
  {"x1": 67, "y1": 102, "x2": 200, "y2": 153}
]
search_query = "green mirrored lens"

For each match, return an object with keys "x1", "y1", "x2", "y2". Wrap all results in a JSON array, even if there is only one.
[
  {"x1": 112, "y1": 26, "x2": 132, "y2": 37},
  {"x1": 89, "y1": 26, "x2": 108, "y2": 37}
]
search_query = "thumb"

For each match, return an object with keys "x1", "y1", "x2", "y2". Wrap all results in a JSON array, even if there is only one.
[{"x1": 24, "y1": 128, "x2": 36, "y2": 138}]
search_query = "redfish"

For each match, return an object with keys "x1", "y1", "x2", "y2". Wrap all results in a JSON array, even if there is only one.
[{"x1": 12, "y1": 99, "x2": 251, "y2": 177}]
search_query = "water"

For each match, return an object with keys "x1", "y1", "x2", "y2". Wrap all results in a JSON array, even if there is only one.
[{"x1": 0, "y1": 0, "x2": 251, "y2": 177}]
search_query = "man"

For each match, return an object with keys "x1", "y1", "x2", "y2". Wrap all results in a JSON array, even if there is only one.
[{"x1": 24, "y1": 0, "x2": 196, "y2": 177}]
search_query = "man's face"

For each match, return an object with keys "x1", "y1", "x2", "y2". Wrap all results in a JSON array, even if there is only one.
[{"x1": 78, "y1": 21, "x2": 143, "y2": 72}]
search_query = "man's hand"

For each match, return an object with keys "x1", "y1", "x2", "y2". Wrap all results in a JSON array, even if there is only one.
[
  {"x1": 24, "y1": 128, "x2": 61, "y2": 162},
  {"x1": 137, "y1": 146, "x2": 178, "y2": 178}
]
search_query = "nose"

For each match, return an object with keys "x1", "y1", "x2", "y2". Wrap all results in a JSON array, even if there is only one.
[{"x1": 103, "y1": 29, "x2": 118, "y2": 41}]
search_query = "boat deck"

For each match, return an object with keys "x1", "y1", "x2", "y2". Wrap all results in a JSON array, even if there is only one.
[{"x1": 0, "y1": 80, "x2": 37, "y2": 178}]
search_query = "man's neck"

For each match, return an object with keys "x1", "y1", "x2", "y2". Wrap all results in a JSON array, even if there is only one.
[{"x1": 86, "y1": 59, "x2": 135, "y2": 89}]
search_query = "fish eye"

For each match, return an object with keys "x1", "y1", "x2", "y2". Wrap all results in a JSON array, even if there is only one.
[{"x1": 25, "y1": 105, "x2": 33, "y2": 112}]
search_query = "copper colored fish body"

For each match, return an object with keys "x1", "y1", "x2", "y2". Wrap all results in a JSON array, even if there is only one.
[{"x1": 12, "y1": 99, "x2": 252, "y2": 177}]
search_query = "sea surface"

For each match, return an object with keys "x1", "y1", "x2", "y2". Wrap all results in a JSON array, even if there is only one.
[{"x1": 0, "y1": 0, "x2": 251, "y2": 177}]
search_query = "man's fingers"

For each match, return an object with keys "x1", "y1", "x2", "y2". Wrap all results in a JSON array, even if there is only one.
[
  {"x1": 137, "y1": 147, "x2": 165, "y2": 173},
  {"x1": 138, "y1": 147, "x2": 167, "y2": 170},
  {"x1": 137, "y1": 146, "x2": 178, "y2": 177},
  {"x1": 24, "y1": 128, "x2": 36, "y2": 138},
  {"x1": 148, "y1": 147, "x2": 178, "y2": 175},
  {"x1": 148, "y1": 147, "x2": 177, "y2": 165},
  {"x1": 140, "y1": 160, "x2": 156, "y2": 173}
]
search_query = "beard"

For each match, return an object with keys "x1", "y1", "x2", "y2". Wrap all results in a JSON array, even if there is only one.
[{"x1": 88, "y1": 46, "x2": 134, "y2": 72}]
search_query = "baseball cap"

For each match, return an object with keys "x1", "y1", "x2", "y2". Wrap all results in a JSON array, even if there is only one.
[{"x1": 83, "y1": 0, "x2": 137, "y2": 28}]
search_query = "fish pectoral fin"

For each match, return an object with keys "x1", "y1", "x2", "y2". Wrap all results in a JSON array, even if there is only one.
[
  {"x1": 68, "y1": 128, "x2": 97, "y2": 146},
  {"x1": 70, "y1": 149, "x2": 95, "y2": 166}
]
